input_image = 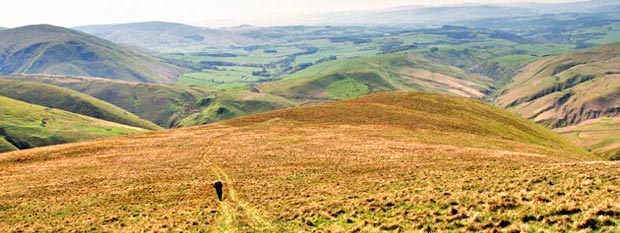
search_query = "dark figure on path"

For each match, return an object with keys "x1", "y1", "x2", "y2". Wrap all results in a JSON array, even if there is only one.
[{"x1": 213, "y1": 180, "x2": 224, "y2": 201}]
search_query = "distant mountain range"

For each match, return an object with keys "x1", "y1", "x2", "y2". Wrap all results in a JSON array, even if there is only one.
[
  {"x1": 74, "y1": 22, "x2": 258, "y2": 51},
  {"x1": 0, "y1": 24, "x2": 182, "y2": 83},
  {"x1": 64, "y1": 0, "x2": 620, "y2": 52},
  {"x1": 285, "y1": 0, "x2": 620, "y2": 27}
]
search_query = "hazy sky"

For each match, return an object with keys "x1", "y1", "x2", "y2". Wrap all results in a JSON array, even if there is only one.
[{"x1": 0, "y1": 0, "x2": 582, "y2": 28}]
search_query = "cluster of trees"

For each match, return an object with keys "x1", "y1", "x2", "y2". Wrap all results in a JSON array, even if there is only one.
[
  {"x1": 191, "y1": 52, "x2": 237, "y2": 57},
  {"x1": 379, "y1": 39, "x2": 419, "y2": 54},
  {"x1": 252, "y1": 67, "x2": 270, "y2": 77},
  {"x1": 316, "y1": 55, "x2": 337, "y2": 64},
  {"x1": 329, "y1": 36, "x2": 373, "y2": 44}
]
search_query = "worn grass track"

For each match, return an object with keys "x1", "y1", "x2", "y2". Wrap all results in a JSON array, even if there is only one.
[{"x1": 200, "y1": 136, "x2": 277, "y2": 232}]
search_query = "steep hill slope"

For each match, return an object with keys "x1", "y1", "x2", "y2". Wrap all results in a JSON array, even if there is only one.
[
  {"x1": 0, "y1": 95, "x2": 148, "y2": 153},
  {"x1": 75, "y1": 22, "x2": 256, "y2": 52},
  {"x1": 496, "y1": 43, "x2": 620, "y2": 154},
  {"x1": 260, "y1": 54, "x2": 494, "y2": 104},
  {"x1": 0, "y1": 78, "x2": 161, "y2": 130},
  {"x1": 2, "y1": 92, "x2": 612, "y2": 232},
  {"x1": 0, "y1": 25, "x2": 182, "y2": 83},
  {"x1": 4, "y1": 75, "x2": 294, "y2": 127}
]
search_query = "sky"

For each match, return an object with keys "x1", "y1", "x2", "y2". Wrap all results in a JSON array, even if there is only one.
[{"x1": 0, "y1": 0, "x2": 582, "y2": 28}]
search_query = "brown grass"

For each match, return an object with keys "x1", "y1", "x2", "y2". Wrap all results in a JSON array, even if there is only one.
[{"x1": 0, "y1": 92, "x2": 617, "y2": 232}]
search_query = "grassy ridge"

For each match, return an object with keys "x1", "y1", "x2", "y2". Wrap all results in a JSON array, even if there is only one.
[
  {"x1": 0, "y1": 95, "x2": 148, "y2": 153},
  {"x1": 227, "y1": 92, "x2": 590, "y2": 160},
  {"x1": 2, "y1": 92, "x2": 614, "y2": 232},
  {"x1": 260, "y1": 53, "x2": 493, "y2": 104},
  {"x1": 0, "y1": 25, "x2": 182, "y2": 83},
  {"x1": 0, "y1": 78, "x2": 161, "y2": 130}
]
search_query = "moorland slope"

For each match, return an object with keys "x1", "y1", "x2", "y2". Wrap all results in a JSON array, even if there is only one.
[{"x1": 2, "y1": 92, "x2": 615, "y2": 232}]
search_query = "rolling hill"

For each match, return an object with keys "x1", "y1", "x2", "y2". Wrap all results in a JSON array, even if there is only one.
[
  {"x1": 4, "y1": 75, "x2": 217, "y2": 127},
  {"x1": 495, "y1": 43, "x2": 620, "y2": 155},
  {"x1": 0, "y1": 78, "x2": 161, "y2": 130},
  {"x1": 0, "y1": 24, "x2": 182, "y2": 83},
  {"x1": 260, "y1": 53, "x2": 494, "y2": 104},
  {"x1": 75, "y1": 22, "x2": 257, "y2": 52},
  {"x1": 2, "y1": 92, "x2": 615, "y2": 232},
  {"x1": 0, "y1": 95, "x2": 149, "y2": 153},
  {"x1": 176, "y1": 90, "x2": 295, "y2": 127},
  {"x1": 4, "y1": 74, "x2": 295, "y2": 127}
]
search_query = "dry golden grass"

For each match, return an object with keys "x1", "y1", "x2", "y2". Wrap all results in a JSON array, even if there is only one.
[{"x1": 1, "y1": 92, "x2": 618, "y2": 232}]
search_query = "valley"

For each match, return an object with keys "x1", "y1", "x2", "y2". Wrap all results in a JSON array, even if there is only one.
[
  {"x1": 2, "y1": 8, "x2": 620, "y2": 155},
  {"x1": 1, "y1": 0, "x2": 620, "y2": 231}
]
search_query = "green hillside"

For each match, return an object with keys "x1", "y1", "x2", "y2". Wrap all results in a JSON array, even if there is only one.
[
  {"x1": 0, "y1": 95, "x2": 148, "y2": 153},
  {"x1": 0, "y1": 79, "x2": 161, "y2": 130},
  {"x1": 0, "y1": 24, "x2": 182, "y2": 83},
  {"x1": 260, "y1": 53, "x2": 494, "y2": 104},
  {"x1": 496, "y1": 43, "x2": 620, "y2": 155},
  {"x1": 0, "y1": 138, "x2": 17, "y2": 152},
  {"x1": 5, "y1": 75, "x2": 217, "y2": 127},
  {"x1": 5, "y1": 75, "x2": 295, "y2": 127},
  {"x1": 177, "y1": 89, "x2": 295, "y2": 126}
]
